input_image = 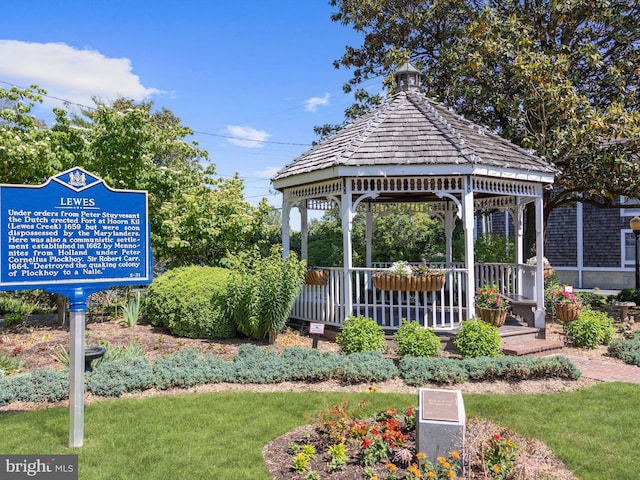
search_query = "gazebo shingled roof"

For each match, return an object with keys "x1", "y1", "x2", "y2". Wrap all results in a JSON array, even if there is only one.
[{"x1": 273, "y1": 88, "x2": 555, "y2": 183}]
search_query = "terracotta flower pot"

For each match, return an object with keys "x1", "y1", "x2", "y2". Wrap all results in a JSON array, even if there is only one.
[
  {"x1": 555, "y1": 303, "x2": 582, "y2": 322},
  {"x1": 372, "y1": 273, "x2": 446, "y2": 292},
  {"x1": 475, "y1": 307, "x2": 508, "y2": 327}
]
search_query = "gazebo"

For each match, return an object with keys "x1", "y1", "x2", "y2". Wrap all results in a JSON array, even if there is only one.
[{"x1": 271, "y1": 63, "x2": 556, "y2": 332}]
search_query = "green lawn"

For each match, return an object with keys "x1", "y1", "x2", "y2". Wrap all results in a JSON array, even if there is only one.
[{"x1": 1, "y1": 383, "x2": 638, "y2": 479}]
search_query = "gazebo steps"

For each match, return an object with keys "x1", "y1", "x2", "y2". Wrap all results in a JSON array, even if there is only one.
[{"x1": 501, "y1": 338, "x2": 566, "y2": 357}]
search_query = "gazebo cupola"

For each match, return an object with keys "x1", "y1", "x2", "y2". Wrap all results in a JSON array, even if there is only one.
[{"x1": 272, "y1": 62, "x2": 556, "y2": 331}]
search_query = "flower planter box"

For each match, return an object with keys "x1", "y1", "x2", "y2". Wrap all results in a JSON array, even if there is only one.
[
  {"x1": 475, "y1": 307, "x2": 508, "y2": 327},
  {"x1": 555, "y1": 303, "x2": 582, "y2": 322},
  {"x1": 304, "y1": 269, "x2": 330, "y2": 286},
  {"x1": 372, "y1": 273, "x2": 446, "y2": 292}
]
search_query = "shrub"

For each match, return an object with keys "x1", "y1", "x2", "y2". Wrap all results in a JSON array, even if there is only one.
[
  {"x1": 399, "y1": 357, "x2": 468, "y2": 385},
  {"x1": 4, "y1": 313, "x2": 27, "y2": 327},
  {"x1": 565, "y1": 307, "x2": 615, "y2": 348},
  {"x1": 227, "y1": 246, "x2": 306, "y2": 343},
  {"x1": 86, "y1": 357, "x2": 154, "y2": 397},
  {"x1": 577, "y1": 289, "x2": 607, "y2": 308},
  {"x1": 145, "y1": 265, "x2": 235, "y2": 339},
  {"x1": 335, "y1": 351, "x2": 398, "y2": 383},
  {"x1": 0, "y1": 295, "x2": 34, "y2": 316},
  {"x1": 0, "y1": 377, "x2": 15, "y2": 406},
  {"x1": 280, "y1": 347, "x2": 340, "y2": 382},
  {"x1": 617, "y1": 288, "x2": 640, "y2": 305},
  {"x1": 230, "y1": 344, "x2": 289, "y2": 384},
  {"x1": 153, "y1": 348, "x2": 231, "y2": 389},
  {"x1": 336, "y1": 316, "x2": 386, "y2": 354},
  {"x1": 9, "y1": 369, "x2": 69, "y2": 403},
  {"x1": 454, "y1": 320, "x2": 502, "y2": 357},
  {"x1": 608, "y1": 337, "x2": 640, "y2": 366},
  {"x1": 393, "y1": 320, "x2": 441, "y2": 357}
]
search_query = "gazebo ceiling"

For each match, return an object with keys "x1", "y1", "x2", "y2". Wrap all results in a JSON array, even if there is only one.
[{"x1": 272, "y1": 64, "x2": 556, "y2": 192}]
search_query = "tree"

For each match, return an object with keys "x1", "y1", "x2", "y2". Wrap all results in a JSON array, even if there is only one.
[
  {"x1": 329, "y1": 0, "x2": 640, "y2": 255},
  {"x1": 0, "y1": 86, "x2": 273, "y2": 267}
]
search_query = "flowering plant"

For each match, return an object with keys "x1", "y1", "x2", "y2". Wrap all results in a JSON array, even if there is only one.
[
  {"x1": 475, "y1": 285, "x2": 509, "y2": 309},
  {"x1": 406, "y1": 450, "x2": 461, "y2": 479},
  {"x1": 526, "y1": 256, "x2": 551, "y2": 267},
  {"x1": 550, "y1": 286, "x2": 580, "y2": 305},
  {"x1": 387, "y1": 259, "x2": 447, "y2": 276},
  {"x1": 484, "y1": 433, "x2": 517, "y2": 479},
  {"x1": 388, "y1": 260, "x2": 413, "y2": 276}
]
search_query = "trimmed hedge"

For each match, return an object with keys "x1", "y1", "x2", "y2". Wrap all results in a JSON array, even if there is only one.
[{"x1": 145, "y1": 266, "x2": 235, "y2": 339}]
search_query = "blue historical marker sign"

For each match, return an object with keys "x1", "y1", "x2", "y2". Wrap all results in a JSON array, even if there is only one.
[{"x1": 0, "y1": 167, "x2": 152, "y2": 291}]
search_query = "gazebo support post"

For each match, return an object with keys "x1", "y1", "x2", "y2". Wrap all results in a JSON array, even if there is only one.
[
  {"x1": 534, "y1": 196, "x2": 545, "y2": 328},
  {"x1": 300, "y1": 202, "x2": 308, "y2": 262},
  {"x1": 281, "y1": 201, "x2": 292, "y2": 258},
  {"x1": 463, "y1": 181, "x2": 476, "y2": 319},
  {"x1": 341, "y1": 183, "x2": 354, "y2": 319},
  {"x1": 515, "y1": 203, "x2": 525, "y2": 295}
]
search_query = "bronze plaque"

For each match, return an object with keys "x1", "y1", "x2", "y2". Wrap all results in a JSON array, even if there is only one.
[{"x1": 421, "y1": 390, "x2": 460, "y2": 422}]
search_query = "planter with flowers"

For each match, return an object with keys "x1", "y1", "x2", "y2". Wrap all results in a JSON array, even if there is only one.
[
  {"x1": 527, "y1": 256, "x2": 553, "y2": 280},
  {"x1": 551, "y1": 286, "x2": 582, "y2": 322},
  {"x1": 372, "y1": 260, "x2": 446, "y2": 292},
  {"x1": 304, "y1": 267, "x2": 329, "y2": 286},
  {"x1": 475, "y1": 284, "x2": 510, "y2": 327}
]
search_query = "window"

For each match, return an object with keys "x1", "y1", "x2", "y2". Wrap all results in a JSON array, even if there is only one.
[{"x1": 623, "y1": 230, "x2": 638, "y2": 267}]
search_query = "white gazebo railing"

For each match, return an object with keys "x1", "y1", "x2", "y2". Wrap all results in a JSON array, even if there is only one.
[{"x1": 291, "y1": 263, "x2": 538, "y2": 331}]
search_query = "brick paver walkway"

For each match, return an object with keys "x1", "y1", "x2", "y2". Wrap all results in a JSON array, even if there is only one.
[{"x1": 562, "y1": 354, "x2": 640, "y2": 384}]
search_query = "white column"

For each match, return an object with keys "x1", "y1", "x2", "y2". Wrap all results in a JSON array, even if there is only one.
[
  {"x1": 365, "y1": 203, "x2": 373, "y2": 268},
  {"x1": 281, "y1": 200, "x2": 291, "y2": 259},
  {"x1": 535, "y1": 196, "x2": 545, "y2": 328},
  {"x1": 341, "y1": 182, "x2": 354, "y2": 319},
  {"x1": 514, "y1": 204, "x2": 524, "y2": 295},
  {"x1": 577, "y1": 202, "x2": 584, "y2": 288},
  {"x1": 300, "y1": 202, "x2": 308, "y2": 262},
  {"x1": 463, "y1": 178, "x2": 475, "y2": 319},
  {"x1": 444, "y1": 208, "x2": 454, "y2": 265}
]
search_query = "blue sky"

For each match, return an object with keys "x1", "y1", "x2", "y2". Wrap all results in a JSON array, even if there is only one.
[{"x1": 0, "y1": 1, "x2": 380, "y2": 217}]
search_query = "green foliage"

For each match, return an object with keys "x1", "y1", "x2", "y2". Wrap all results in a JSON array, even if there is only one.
[
  {"x1": 0, "y1": 295, "x2": 34, "y2": 316},
  {"x1": 617, "y1": 288, "x2": 640, "y2": 305},
  {"x1": 3, "y1": 313, "x2": 26, "y2": 327},
  {"x1": 335, "y1": 351, "x2": 398, "y2": 383},
  {"x1": 0, "y1": 377, "x2": 15, "y2": 406},
  {"x1": 145, "y1": 265, "x2": 235, "y2": 339},
  {"x1": 153, "y1": 349, "x2": 231, "y2": 390},
  {"x1": 399, "y1": 355, "x2": 580, "y2": 386},
  {"x1": 0, "y1": 352, "x2": 24, "y2": 376},
  {"x1": 393, "y1": 321, "x2": 441, "y2": 357},
  {"x1": 327, "y1": 442, "x2": 348, "y2": 472},
  {"x1": 92, "y1": 341, "x2": 146, "y2": 370},
  {"x1": 9, "y1": 369, "x2": 69, "y2": 403},
  {"x1": 399, "y1": 357, "x2": 469, "y2": 385},
  {"x1": 227, "y1": 246, "x2": 306, "y2": 342},
  {"x1": 279, "y1": 347, "x2": 341, "y2": 382},
  {"x1": 474, "y1": 234, "x2": 515, "y2": 263},
  {"x1": 231, "y1": 344, "x2": 289, "y2": 384},
  {"x1": 86, "y1": 357, "x2": 154, "y2": 397},
  {"x1": 608, "y1": 337, "x2": 640, "y2": 367},
  {"x1": 565, "y1": 307, "x2": 615, "y2": 348},
  {"x1": 454, "y1": 320, "x2": 502, "y2": 357},
  {"x1": 576, "y1": 289, "x2": 607, "y2": 308},
  {"x1": 336, "y1": 316, "x2": 386, "y2": 354},
  {"x1": 121, "y1": 291, "x2": 143, "y2": 327}
]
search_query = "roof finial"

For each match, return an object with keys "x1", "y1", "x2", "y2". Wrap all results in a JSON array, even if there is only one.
[{"x1": 393, "y1": 62, "x2": 421, "y2": 92}]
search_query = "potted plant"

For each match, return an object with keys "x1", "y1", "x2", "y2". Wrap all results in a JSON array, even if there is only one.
[
  {"x1": 304, "y1": 266, "x2": 329, "y2": 286},
  {"x1": 372, "y1": 260, "x2": 447, "y2": 292},
  {"x1": 527, "y1": 256, "x2": 553, "y2": 280},
  {"x1": 475, "y1": 284, "x2": 510, "y2": 327},
  {"x1": 551, "y1": 286, "x2": 582, "y2": 322}
]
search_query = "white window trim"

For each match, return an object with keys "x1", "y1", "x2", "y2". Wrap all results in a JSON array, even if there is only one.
[{"x1": 622, "y1": 228, "x2": 638, "y2": 267}]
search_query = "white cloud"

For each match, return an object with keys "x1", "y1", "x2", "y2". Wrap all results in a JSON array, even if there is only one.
[
  {"x1": 226, "y1": 125, "x2": 270, "y2": 148},
  {"x1": 255, "y1": 166, "x2": 281, "y2": 179},
  {"x1": 304, "y1": 92, "x2": 330, "y2": 112},
  {"x1": 0, "y1": 40, "x2": 162, "y2": 107}
]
